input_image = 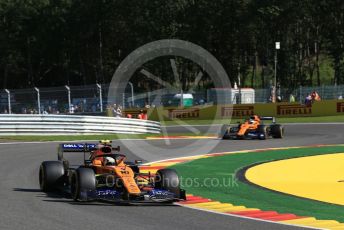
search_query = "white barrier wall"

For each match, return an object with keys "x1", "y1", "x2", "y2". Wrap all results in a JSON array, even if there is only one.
[{"x1": 0, "y1": 114, "x2": 161, "y2": 135}]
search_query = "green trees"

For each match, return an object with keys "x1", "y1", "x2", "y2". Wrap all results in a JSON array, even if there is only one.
[{"x1": 0, "y1": 0, "x2": 343, "y2": 89}]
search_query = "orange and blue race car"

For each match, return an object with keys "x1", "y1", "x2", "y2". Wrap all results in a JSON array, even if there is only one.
[
  {"x1": 39, "y1": 140, "x2": 186, "y2": 203},
  {"x1": 221, "y1": 115, "x2": 284, "y2": 140}
]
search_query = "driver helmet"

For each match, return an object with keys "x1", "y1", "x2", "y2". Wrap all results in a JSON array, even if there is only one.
[
  {"x1": 249, "y1": 118, "x2": 255, "y2": 124},
  {"x1": 104, "y1": 157, "x2": 115, "y2": 166}
]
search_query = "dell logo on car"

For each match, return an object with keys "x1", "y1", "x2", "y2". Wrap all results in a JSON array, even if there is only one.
[{"x1": 63, "y1": 144, "x2": 79, "y2": 148}]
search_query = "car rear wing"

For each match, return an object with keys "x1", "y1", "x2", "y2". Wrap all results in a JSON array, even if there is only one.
[
  {"x1": 57, "y1": 143, "x2": 121, "y2": 161},
  {"x1": 260, "y1": 116, "x2": 276, "y2": 123},
  {"x1": 57, "y1": 143, "x2": 97, "y2": 161},
  {"x1": 60, "y1": 143, "x2": 97, "y2": 152}
]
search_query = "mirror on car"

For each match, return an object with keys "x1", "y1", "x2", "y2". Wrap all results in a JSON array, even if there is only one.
[
  {"x1": 112, "y1": 146, "x2": 121, "y2": 151},
  {"x1": 135, "y1": 160, "x2": 143, "y2": 165}
]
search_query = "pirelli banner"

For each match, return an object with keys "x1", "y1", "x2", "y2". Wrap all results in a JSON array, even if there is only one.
[
  {"x1": 224, "y1": 100, "x2": 344, "y2": 118},
  {"x1": 225, "y1": 100, "x2": 344, "y2": 118},
  {"x1": 164, "y1": 106, "x2": 217, "y2": 120},
  {"x1": 125, "y1": 106, "x2": 218, "y2": 121},
  {"x1": 125, "y1": 100, "x2": 344, "y2": 121},
  {"x1": 273, "y1": 100, "x2": 342, "y2": 117}
]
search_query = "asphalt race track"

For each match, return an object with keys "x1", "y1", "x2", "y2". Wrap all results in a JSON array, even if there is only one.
[{"x1": 1, "y1": 124, "x2": 343, "y2": 230}]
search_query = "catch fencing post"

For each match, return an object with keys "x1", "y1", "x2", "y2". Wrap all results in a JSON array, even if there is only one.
[
  {"x1": 238, "y1": 63, "x2": 241, "y2": 104},
  {"x1": 34, "y1": 87, "x2": 41, "y2": 114},
  {"x1": 65, "y1": 85, "x2": 71, "y2": 113},
  {"x1": 4, "y1": 89, "x2": 11, "y2": 114},
  {"x1": 274, "y1": 42, "x2": 280, "y2": 103},
  {"x1": 96, "y1": 83, "x2": 103, "y2": 112}
]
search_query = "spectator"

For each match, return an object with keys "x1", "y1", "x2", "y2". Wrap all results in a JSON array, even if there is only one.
[
  {"x1": 116, "y1": 105, "x2": 122, "y2": 117},
  {"x1": 70, "y1": 104, "x2": 75, "y2": 114},
  {"x1": 112, "y1": 104, "x2": 117, "y2": 116},
  {"x1": 74, "y1": 105, "x2": 79, "y2": 113},
  {"x1": 138, "y1": 110, "x2": 148, "y2": 120},
  {"x1": 289, "y1": 94, "x2": 295, "y2": 103},
  {"x1": 311, "y1": 91, "x2": 321, "y2": 101},
  {"x1": 305, "y1": 93, "x2": 312, "y2": 106}
]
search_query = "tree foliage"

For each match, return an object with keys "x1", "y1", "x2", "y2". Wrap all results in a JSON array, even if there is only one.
[{"x1": 0, "y1": 0, "x2": 343, "y2": 89}]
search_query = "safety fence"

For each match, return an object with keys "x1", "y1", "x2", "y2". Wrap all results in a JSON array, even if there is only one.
[
  {"x1": 1, "y1": 84, "x2": 344, "y2": 115},
  {"x1": 0, "y1": 114, "x2": 161, "y2": 136},
  {"x1": 0, "y1": 85, "x2": 107, "y2": 115},
  {"x1": 255, "y1": 85, "x2": 344, "y2": 103}
]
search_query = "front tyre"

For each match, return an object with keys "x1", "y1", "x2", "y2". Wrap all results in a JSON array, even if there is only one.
[
  {"x1": 39, "y1": 161, "x2": 65, "y2": 192},
  {"x1": 258, "y1": 125, "x2": 268, "y2": 140},
  {"x1": 71, "y1": 168, "x2": 96, "y2": 201},
  {"x1": 155, "y1": 169, "x2": 181, "y2": 199}
]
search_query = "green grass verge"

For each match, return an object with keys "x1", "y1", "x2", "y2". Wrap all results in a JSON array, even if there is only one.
[
  {"x1": 161, "y1": 115, "x2": 344, "y2": 126},
  {"x1": 170, "y1": 145, "x2": 344, "y2": 222}
]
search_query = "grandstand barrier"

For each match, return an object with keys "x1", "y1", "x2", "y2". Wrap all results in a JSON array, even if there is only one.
[{"x1": 0, "y1": 114, "x2": 161, "y2": 135}]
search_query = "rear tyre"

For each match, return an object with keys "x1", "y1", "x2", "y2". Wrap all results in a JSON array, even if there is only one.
[
  {"x1": 258, "y1": 125, "x2": 268, "y2": 140},
  {"x1": 271, "y1": 125, "x2": 284, "y2": 138},
  {"x1": 71, "y1": 168, "x2": 96, "y2": 201},
  {"x1": 39, "y1": 161, "x2": 65, "y2": 192},
  {"x1": 155, "y1": 169, "x2": 181, "y2": 198}
]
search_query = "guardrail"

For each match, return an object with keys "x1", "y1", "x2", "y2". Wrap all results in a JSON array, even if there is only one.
[{"x1": 0, "y1": 114, "x2": 161, "y2": 135}]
